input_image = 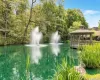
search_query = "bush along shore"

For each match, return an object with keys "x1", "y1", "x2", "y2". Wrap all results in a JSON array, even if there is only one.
[
  {"x1": 52, "y1": 59, "x2": 86, "y2": 80},
  {"x1": 79, "y1": 43, "x2": 100, "y2": 69}
]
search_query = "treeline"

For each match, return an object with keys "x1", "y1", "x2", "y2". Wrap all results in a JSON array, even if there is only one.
[{"x1": 0, "y1": 0, "x2": 88, "y2": 45}]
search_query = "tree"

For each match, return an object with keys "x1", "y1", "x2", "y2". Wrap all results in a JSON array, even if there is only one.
[
  {"x1": 32, "y1": 0, "x2": 58, "y2": 42},
  {"x1": 0, "y1": 0, "x2": 15, "y2": 45},
  {"x1": 0, "y1": 0, "x2": 31, "y2": 45},
  {"x1": 0, "y1": 0, "x2": 89, "y2": 45},
  {"x1": 66, "y1": 9, "x2": 88, "y2": 28},
  {"x1": 68, "y1": 21, "x2": 82, "y2": 32},
  {"x1": 22, "y1": 0, "x2": 36, "y2": 43},
  {"x1": 32, "y1": 0, "x2": 68, "y2": 42}
]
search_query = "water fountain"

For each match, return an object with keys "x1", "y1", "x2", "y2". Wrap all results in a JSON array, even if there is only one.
[
  {"x1": 31, "y1": 26, "x2": 42, "y2": 45},
  {"x1": 50, "y1": 31, "x2": 62, "y2": 45},
  {"x1": 26, "y1": 26, "x2": 47, "y2": 47},
  {"x1": 50, "y1": 31, "x2": 62, "y2": 56},
  {"x1": 51, "y1": 31, "x2": 60, "y2": 43}
]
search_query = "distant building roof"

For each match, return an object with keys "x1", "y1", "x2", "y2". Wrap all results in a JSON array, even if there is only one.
[
  {"x1": 89, "y1": 27, "x2": 99, "y2": 31},
  {"x1": 70, "y1": 29, "x2": 94, "y2": 34},
  {"x1": 94, "y1": 31, "x2": 100, "y2": 36}
]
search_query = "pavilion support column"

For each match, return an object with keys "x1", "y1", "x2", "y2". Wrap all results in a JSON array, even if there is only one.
[
  {"x1": 72, "y1": 35, "x2": 74, "y2": 47},
  {"x1": 70, "y1": 35, "x2": 72, "y2": 47},
  {"x1": 78, "y1": 35, "x2": 80, "y2": 47},
  {"x1": 85, "y1": 34, "x2": 87, "y2": 45},
  {"x1": 90, "y1": 34, "x2": 92, "y2": 44}
]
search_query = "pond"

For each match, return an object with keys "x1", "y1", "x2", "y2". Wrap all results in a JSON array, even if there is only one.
[{"x1": 0, "y1": 44, "x2": 99, "y2": 80}]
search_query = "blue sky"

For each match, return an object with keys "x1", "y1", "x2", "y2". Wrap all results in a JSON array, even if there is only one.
[
  {"x1": 64, "y1": 0, "x2": 100, "y2": 27},
  {"x1": 29, "y1": 0, "x2": 100, "y2": 27}
]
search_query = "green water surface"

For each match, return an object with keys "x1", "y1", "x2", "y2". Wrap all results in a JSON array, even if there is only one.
[{"x1": 0, "y1": 44, "x2": 99, "y2": 80}]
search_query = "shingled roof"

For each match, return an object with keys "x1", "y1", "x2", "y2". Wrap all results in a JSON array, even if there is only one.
[
  {"x1": 70, "y1": 29, "x2": 94, "y2": 34},
  {"x1": 0, "y1": 29, "x2": 9, "y2": 32}
]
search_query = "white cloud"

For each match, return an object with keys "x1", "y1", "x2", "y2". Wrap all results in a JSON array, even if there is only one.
[
  {"x1": 84, "y1": 14, "x2": 100, "y2": 27},
  {"x1": 84, "y1": 10, "x2": 100, "y2": 15},
  {"x1": 82, "y1": 10, "x2": 100, "y2": 27}
]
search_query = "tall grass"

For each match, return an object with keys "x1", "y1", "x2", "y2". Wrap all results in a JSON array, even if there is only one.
[
  {"x1": 79, "y1": 43, "x2": 100, "y2": 68},
  {"x1": 52, "y1": 59, "x2": 85, "y2": 80}
]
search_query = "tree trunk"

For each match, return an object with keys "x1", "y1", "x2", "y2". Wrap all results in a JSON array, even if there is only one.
[{"x1": 22, "y1": 0, "x2": 36, "y2": 43}]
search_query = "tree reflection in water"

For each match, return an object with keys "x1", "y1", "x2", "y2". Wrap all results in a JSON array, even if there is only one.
[{"x1": 0, "y1": 44, "x2": 86, "y2": 80}]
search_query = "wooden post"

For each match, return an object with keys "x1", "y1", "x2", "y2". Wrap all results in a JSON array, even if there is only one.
[
  {"x1": 90, "y1": 33, "x2": 92, "y2": 44},
  {"x1": 70, "y1": 35, "x2": 72, "y2": 47},
  {"x1": 78, "y1": 34, "x2": 80, "y2": 47},
  {"x1": 72, "y1": 35, "x2": 74, "y2": 47}
]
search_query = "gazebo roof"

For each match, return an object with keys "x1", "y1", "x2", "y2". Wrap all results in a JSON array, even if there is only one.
[
  {"x1": 70, "y1": 29, "x2": 94, "y2": 34},
  {"x1": 0, "y1": 29, "x2": 9, "y2": 32}
]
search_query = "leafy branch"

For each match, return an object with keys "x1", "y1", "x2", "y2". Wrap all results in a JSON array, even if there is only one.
[{"x1": 22, "y1": 0, "x2": 36, "y2": 43}]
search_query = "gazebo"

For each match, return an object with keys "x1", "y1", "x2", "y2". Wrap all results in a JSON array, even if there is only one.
[
  {"x1": 70, "y1": 29, "x2": 94, "y2": 48},
  {"x1": 0, "y1": 29, "x2": 9, "y2": 32},
  {"x1": 0, "y1": 29, "x2": 9, "y2": 45},
  {"x1": 0, "y1": 29, "x2": 9, "y2": 36}
]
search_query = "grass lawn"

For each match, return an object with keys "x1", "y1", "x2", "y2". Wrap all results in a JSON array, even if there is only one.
[{"x1": 85, "y1": 74, "x2": 100, "y2": 80}]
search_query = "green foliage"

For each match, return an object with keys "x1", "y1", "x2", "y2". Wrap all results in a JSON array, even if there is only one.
[
  {"x1": 79, "y1": 43, "x2": 100, "y2": 68},
  {"x1": 73, "y1": 21, "x2": 82, "y2": 28},
  {"x1": 85, "y1": 74, "x2": 100, "y2": 80},
  {"x1": 69, "y1": 21, "x2": 82, "y2": 32},
  {"x1": 32, "y1": 1, "x2": 68, "y2": 42},
  {"x1": 0, "y1": 0, "x2": 88, "y2": 45},
  {"x1": 0, "y1": 0, "x2": 31, "y2": 45},
  {"x1": 66, "y1": 40, "x2": 70, "y2": 43},
  {"x1": 32, "y1": 3, "x2": 88, "y2": 42},
  {"x1": 53, "y1": 59, "x2": 85, "y2": 80},
  {"x1": 66, "y1": 9, "x2": 88, "y2": 29}
]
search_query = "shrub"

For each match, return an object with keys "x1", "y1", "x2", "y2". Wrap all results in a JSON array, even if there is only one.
[
  {"x1": 52, "y1": 59, "x2": 85, "y2": 80},
  {"x1": 66, "y1": 40, "x2": 70, "y2": 43},
  {"x1": 79, "y1": 43, "x2": 100, "y2": 68}
]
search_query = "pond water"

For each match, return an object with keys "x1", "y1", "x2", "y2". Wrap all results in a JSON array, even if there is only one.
[{"x1": 0, "y1": 44, "x2": 99, "y2": 80}]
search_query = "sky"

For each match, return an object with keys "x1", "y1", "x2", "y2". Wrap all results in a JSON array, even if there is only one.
[
  {"x1": 64, "y1": 0, "x2": 100, "y2": 28},
  {"x1": 29, "y1": 0, "x2": 100, "y2": 28}
]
